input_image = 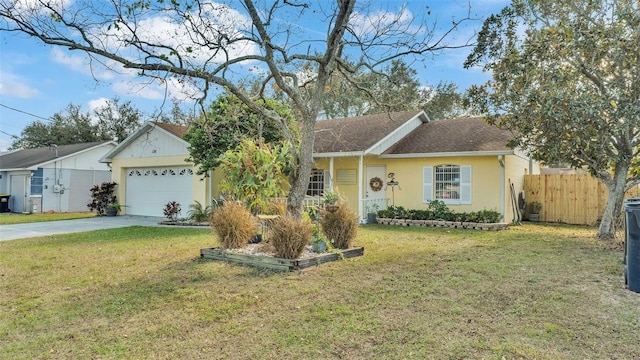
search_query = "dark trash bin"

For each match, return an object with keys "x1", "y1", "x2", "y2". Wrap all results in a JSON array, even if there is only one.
[
  {"x1": 624, "y1": 198, "x2": 640, "y2": 293},
  {"x1": 0, "y1": 194, "x2": 10, "y2": 213}
]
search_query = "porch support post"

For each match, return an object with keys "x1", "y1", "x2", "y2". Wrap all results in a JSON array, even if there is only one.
[
  {"x1": 329, "y1": 157, "x2": 334, "y2": 189},
  {"x1": 358, "y1": 155, "x2": 364, "y2": 222}
]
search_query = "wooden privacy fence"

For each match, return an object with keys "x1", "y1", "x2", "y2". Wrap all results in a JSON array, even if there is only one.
[{"x1": 523, "y1": 174, "x2": 640, "y2": 226}]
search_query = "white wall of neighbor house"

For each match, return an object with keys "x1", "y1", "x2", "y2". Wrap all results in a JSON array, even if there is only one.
[
  {"x1": 40, "y1": 144, "x2": 115, "y2": 171},
  {"x1": 39, "y1": 169, "x2": 111, "y2": 213}
]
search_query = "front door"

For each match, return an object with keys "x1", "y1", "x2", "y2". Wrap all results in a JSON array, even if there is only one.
[
  {"x1": 9, "y1": 175, "x2": 26, "y2": 213},
  {"x1": 365, "y1": 166, "x2": 387, "y2": 213}
]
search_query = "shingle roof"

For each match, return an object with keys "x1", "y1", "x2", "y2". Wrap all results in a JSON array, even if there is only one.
[
  {"x1": 0, "y1": 141, "x2": 112, "y2": 170},
  {"x1": 383, "y1": 117, "x2": 514, "y2": 154},
  {"x1": 313, "y1": 110, "x2": 423, "y2": 153},
  {"x1": 153, "y1": 122, "x2": 188, "y2": 139}
]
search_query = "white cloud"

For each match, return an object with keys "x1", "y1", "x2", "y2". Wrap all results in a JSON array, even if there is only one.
[
  {"x1": 0, "y1": 71, "x2": 40, "y2": 98},
  {"x1": 349, "y1": 7, "x2": 415, "y2": 38},
  {"x1": 50, "y1": 48, "x2": 115, "y2": 80},
  {"x1": 112, "y1": 77, "x2": 201, "y2": 102},
  {"x1": 88, "y1": 97, "x2": 110, "y2": 112}
]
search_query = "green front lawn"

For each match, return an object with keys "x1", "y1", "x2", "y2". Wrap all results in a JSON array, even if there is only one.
[
  {"x1": 0, "y1": 212, "x2": 96, "y2": 225},
  {"x1": 1, "y1": 224, "x2": 638, "y2": 359}
]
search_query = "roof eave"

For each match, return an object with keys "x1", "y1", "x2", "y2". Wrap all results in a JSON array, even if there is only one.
[
  {"x1": 380, "y1": 150, "x2": 515, "y2": 159},
  {"x1": 313, "y1": 151, "x2": 365, "y2": 158}
]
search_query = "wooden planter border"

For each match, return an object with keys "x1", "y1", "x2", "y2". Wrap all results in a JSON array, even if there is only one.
[
  {"x1": 200, "y1": 247, "x2": 364, "y2": 271},
  {"x1": 375, "y1": 218, "x2": 509, "y2": 231}
]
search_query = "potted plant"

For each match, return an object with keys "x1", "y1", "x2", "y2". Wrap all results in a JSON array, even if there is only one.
[
  {"x1": 311, "y1": 224, "x2": 329, "y2": 253},
  {"x1": 87, "y1": 181, "x2": 118, "y2": 216},
  {"x1": 366, "y1": 203, "x2": 380, "y2": 224},
  {"x1": 527, "y1": 201, "x2": 542, "y2": 222},
  {"x1": 323, "y1": 190, "x2": 340, "y2": 213},
  {"x1": 106, "y1": 202, "x2": 122, "y2": 217},
  {"x1": 311, "y1": 233, "x2": 329, "y2": 252}
]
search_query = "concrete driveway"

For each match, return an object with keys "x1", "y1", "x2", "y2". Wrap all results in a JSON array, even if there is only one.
[{"x1": 0, "y1": 215, "x2": 168, "y2": 242}]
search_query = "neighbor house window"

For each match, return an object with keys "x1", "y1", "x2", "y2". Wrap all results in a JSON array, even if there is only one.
[
  {"x1": 423, "y1": 165, "x2": 471, "y2": 204},
  {"x1": 30, "y1": 168, "x2": 43, "y2": 195}
]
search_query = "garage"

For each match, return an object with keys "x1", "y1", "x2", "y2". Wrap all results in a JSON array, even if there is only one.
[{"x1": 124, "y1": 167, "x2": 194, "y2": 217}]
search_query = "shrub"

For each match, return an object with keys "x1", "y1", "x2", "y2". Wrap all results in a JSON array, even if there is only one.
[
  {"x1": 263, "y1": 199, "x2": 287, "y2": 216},
  {"x1": 269, "y1": 216, "x2": 311, "y2": 259},
  {"x1": 319, "y1": 203, "x2": 359, "y2": 249},
  {"x1": 187, "y1": 201, "x2": 212, "y2": 222},
  {"x1": 87, "y1": 181, "x2": 118, "y2": 216},
  {"x1": 163, "y1": 201, "x2": 181, "y2": 221},
  {"x1": 210, "y1": 201, "x2": 257, "y2": 249}
]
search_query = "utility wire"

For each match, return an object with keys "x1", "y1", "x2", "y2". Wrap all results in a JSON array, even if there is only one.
[
  {"x1": 0, "y1": 129, "x2": 18, "y2": 138},
  {"x1": 0, "y1": 103, "x2": 52, "y2": 122}
]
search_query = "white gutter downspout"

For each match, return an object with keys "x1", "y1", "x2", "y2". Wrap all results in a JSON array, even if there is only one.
[
  {"x1": 498, "y1": 155, "x2": 506, "y2": 222},
  {"x1": 358, "y1": 155, "x2": 364, "y2": 223}
]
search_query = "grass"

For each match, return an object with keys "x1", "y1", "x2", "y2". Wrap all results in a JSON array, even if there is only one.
[
  {"x1": 0, "y1": 212, "x2": 96, "y2": 225},
  {"x1": 1, "y1": 223, "x2": 639, "y2": 359}
]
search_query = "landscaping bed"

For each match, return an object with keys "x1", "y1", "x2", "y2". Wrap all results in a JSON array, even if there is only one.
[
  {"x1": 200, "y1": 246, "x2": 364, "y2": 271},
  {"x1": 375, "y1": 218, "x2": 509, "y2": 231},
  {"x1": 158, "y1": 220, "x2": 209, "y2": 226}
]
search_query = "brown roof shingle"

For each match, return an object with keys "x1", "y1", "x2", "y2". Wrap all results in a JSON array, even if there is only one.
[
  {"x1": 0, "y1": 142, "x2": 112, "y2": 169},
  {"x1": 314, "y1": 110, "x2": 423, "y2": 153},
  {"x1": 383, "y1": 117, "x2": 514, "y2": 154},
  {"x1": 153, "y1": 122, "x2": 188, "y2": 139}
]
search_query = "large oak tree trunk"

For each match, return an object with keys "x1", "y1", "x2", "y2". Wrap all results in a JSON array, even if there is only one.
[{"x1": 286, "y1": 116, "x2": 316, "y2": 219}]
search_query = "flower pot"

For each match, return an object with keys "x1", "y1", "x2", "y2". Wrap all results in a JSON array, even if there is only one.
[
  {"x1": 250, "y1": 234, "x2": 262, "y2": 244},
  {"x1": 529, "y1": 213, "x2": 540, "y2": 222},
  {"x1": 312, "y1": 240, "x2": 327, "y2": 253},
  {"x1": 105, "y1": 208, "x2": 118, "y2": 217},
  {"x1": 367, "y1": 213, "x2": 377, "y2": 224},
  {"x1": 325, "y1": 204, "x2": 339, "y2": 213}
]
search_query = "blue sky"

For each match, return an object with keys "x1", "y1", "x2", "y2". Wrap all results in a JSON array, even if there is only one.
[{"x1": 0, "y1": 0, "x2": 509, "y2": 151}]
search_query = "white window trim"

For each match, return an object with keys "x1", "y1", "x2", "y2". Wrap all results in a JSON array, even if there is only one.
[{"x1": 423, "y1": 165, "x2": 472, "y2": 205}]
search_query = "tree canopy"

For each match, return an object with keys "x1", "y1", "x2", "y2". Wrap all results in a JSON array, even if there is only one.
[
  {"x1": 10, "y1": 104, "x2": 105, "y2": 149},
  {"x1": 0, "y1": 0, "x2": 472, "y2": 216},
  {"x1": 184, "y1": 94, "x2": 296, "y2": 177},
  {"x1": 94, "y1": 97, "x2": 143, "y2": 143},
  {"x1": 465, "y1": 0, "x2": 640, "y2": 239}
]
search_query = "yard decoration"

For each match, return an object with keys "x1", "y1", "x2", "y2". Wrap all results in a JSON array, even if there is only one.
[
  {"x1": 87, "y1": 181, "x2": 118, "y2": 216},
  {"x1": 369, "y1": 176, "x2": 383, "y2": 192}
]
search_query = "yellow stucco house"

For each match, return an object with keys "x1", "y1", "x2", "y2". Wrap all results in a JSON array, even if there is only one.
[{"x1": 101, "y1": 110, "x2": 538, "y2": 222}]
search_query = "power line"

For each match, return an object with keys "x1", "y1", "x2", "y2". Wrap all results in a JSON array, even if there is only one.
[
  {"x1": 0, "y1": 103, "x2": 52, "y2": 122},
  {"x1": 0, "y1": 129, "x2": 18, "y2": 139}
]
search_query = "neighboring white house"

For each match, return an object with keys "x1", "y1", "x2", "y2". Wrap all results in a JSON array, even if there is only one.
[
  {"x1": 99, "y1": 122, "x2": 209, "y2": 217},
  {"x1": 0, "y1": 141, "x2": 116, "y2": 213}
]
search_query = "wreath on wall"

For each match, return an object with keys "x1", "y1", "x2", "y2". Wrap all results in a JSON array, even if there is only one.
[{"x1": 369, "y1": 176, "x2": 383, "y2": 192}]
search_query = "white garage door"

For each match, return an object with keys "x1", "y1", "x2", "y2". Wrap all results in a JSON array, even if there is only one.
[{"x1": 125, "y1": 167, "x2": 193, "y2": 217}]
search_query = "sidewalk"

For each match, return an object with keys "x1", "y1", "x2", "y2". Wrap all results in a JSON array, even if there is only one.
[{"x1": 0, "y1": 216, "x2": 166, "y2": 242}]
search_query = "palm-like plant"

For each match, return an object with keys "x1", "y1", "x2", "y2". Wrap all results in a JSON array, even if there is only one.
[{"x1": 187, "y1": 201, "x2": 213, "y2": 222}]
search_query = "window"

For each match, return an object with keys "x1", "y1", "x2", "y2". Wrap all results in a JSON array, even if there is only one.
[
  {"x1": 307, "y1": 169, "x2": 325, "y2": 196},
  {"x1": 31, "y1": 168, "x2": 43, "y2": 195},
  {"x1": 423, "y1": 165, "x2": 471, "y2": 204}
]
